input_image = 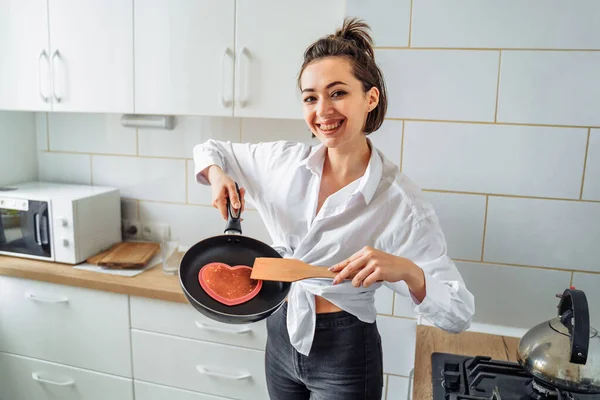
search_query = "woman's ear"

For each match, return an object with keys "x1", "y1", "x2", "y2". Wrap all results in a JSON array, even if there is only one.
[{"x1": 367, "y1": 86, "x2": 380, "y2": 112}]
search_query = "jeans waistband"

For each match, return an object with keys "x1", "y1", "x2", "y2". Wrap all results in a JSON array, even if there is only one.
[{"x1": 279, "y1": 301, "x2": 360, "y2": 328}]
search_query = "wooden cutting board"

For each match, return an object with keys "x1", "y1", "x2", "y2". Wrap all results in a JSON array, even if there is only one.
[{"x1": 89, "y1": 242, "x2": 160, "y2": 269}]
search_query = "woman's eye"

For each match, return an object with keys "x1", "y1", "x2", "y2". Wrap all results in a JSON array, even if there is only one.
[
  {"x1": 332, "y1": 90, "x2": 347, "y2": 98},
  {"x1": 303, "y1": 96, "x2": 316, "y2": 103}
]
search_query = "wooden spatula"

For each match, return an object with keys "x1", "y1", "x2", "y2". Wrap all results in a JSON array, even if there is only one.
[{"x1": 251, "y1": 257, "x2": 338, "y2": 282}]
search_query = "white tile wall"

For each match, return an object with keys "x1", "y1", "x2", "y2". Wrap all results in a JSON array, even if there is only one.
[
  {"x1": 240, "y1": 117, "x2": 315, "y2": 144},
  {"x1": 403, "y1": 122, "x2": 588, "y2": 199},
  {"x1": 92, "y1": 156, "x2": 186, "y2": 203},
  {"x1": 456, "y1": 261, "x2": 571, "y2": 328},
  {"x1": 386, "y1": 375, "x2": 410, "y2": 400},
  {"x1": 346, "y1": 0, "x2": 411, "y2": 47},
  {"x1": 393, "y1": 291, "x2": 417, "y2": 319},
  {"x1": 411, "y1": 2, "x2": 600, "y2": 50},
  {"x1": 48, "y1": 113, "x2": 137, "y2": 154},
  {"x1": 120, "y1": 198, "x2": 139, "y2": 221},
  {"x1": 370, "y1": 119, "x2": 402, "y2": 166},
  {"x1": 0, "y1": 111, "x2": 37, "y2": 186},
  {"x1": 423, "y1": 191, "x2": 486, "y2": 260},
  {"x1": 138, "y1": 116, "x2": 240, "y2": 159},
  {"x1": 376, "y1": 50, "x2": 499, "y2": 122},
  {"x1": 35, "y1": 113, "x2": 48, "y2": 151},
  {"x1": 484, "y1": 197, "x2": 600, "y2": 272},
  {"x1": 374, "y1": 285, "x2": 394, "y2": 315},
  {"x1": 38, "y1": 151, "x2": 91, "y2": 185},
  {"x1": 571, "y1": 273, "x2": 600, "y2": 328},
  {"x1": 377, "y1": 316, "x2": 416, "y2": 376},
  {"x1": 582, "y1": 130, "x2": 600, "y2": 201},
  {"x1": 138, "y1": 201, "x2": 271, "y2": 248},
  {"x1": 497, "y1": 51, "x2": 600, "y2": 126}
]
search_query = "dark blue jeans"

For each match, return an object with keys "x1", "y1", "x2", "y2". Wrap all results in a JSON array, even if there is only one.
[{"x1": 265, "y1": 302, "x2": 383, "y2": 400}]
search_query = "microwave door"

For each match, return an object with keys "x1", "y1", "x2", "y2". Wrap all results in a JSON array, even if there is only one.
[{"x1": 0, "y1": 200, "x2": 51, "y2": 258}]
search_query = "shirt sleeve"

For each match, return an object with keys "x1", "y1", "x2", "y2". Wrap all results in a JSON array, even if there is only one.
[
  {"x1": 384, "y1": 214, "x2": 475, "y2": 334},
  {"x1": 193, "y1": 139, "x2": 293, "y2": 205}
]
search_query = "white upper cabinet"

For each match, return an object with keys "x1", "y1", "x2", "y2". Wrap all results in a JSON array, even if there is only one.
[
  {"x1": 0, "y1": 0, "x2": 51, "y2": 111},
  {"x1": 48, "y1": 0, "x2": 134, "y2": 113},
  {"x1": 134, "y1": 0, "x2": 235, "y2": 116},
  {"x1": 234, "y1": 0, "x2": 346, "y2": 119}
]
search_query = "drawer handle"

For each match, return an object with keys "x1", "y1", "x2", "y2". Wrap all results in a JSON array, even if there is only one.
[
  {"x1": 26, "y1": 292, "x2": 69, "y2": 304},
  {"x1": 195, "y1": 321, "x2": 252, "y2": 334},
  {"x1": 196, "y1": 366, "x2": 251, "y2": 381},
  {"x1": 32, "y1": 372, "x2": 75, "y2": 386}
]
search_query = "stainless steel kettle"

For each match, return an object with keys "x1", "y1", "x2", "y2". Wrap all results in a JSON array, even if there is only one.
[{"x1": 517, "y1": 288, "x2": 600, "y2": 393}]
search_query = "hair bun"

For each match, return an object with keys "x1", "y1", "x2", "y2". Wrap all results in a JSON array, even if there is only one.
[{"x1": 333, "y1": 17, "x2": 375, "y2": 59}]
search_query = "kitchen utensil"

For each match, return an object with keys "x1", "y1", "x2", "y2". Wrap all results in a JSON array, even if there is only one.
[
  {"x1": 179, "y1": 183, "x2": 290, "y2": 325},
  {"x1": 517, "y1": 287, "x2": 600, "y2": 394},
  {"x1": 95, "y1": 241, "x2": 160, "y2": 269},
  {"x1": 251, "y1": 257, "x2": 337, "y2": 282}
]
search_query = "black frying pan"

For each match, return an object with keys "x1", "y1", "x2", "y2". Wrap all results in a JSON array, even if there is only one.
[{"x1": 179, "y1": 184, "x2": 290, "y2": 324}]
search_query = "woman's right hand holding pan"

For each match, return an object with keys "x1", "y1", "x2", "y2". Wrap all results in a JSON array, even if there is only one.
[{"x1": 205, "y1": 165, "x2": 246, "y2": 220}]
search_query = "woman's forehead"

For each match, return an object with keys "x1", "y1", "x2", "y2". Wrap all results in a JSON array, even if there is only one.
[{"x1": 300, "y1": 57, "x2": 356, "y2": 89}]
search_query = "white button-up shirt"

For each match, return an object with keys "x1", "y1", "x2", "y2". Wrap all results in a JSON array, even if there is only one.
[{"x1": 194, "y1": 139, "x2": 475, "y2": 356}]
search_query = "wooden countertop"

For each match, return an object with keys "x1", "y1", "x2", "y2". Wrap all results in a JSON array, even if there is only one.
[
  {"x1": 413, "y1": 325, "x2": 520, "y2": 399},
  {"x1": 0, "y1": 255, "x2": 187, "y2": 303}
]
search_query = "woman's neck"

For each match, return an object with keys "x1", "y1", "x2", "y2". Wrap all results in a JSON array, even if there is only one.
[{"x1": 322, "y1": 137, "x2": 371, "y2": 185}]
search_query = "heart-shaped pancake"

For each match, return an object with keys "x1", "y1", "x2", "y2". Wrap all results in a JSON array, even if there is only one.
[{"x1": 198, "y1": 262, "x2": 263, "y2": 306}]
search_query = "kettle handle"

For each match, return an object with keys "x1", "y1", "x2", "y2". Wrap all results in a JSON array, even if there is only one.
[{"x1": 558, "y1": 288, "x2": 590, "y2": 365}]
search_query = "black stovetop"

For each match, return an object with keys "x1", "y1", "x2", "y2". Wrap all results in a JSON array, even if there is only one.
[{"x1": 432, "y1": 352, "x2": 598, "y2": 400}]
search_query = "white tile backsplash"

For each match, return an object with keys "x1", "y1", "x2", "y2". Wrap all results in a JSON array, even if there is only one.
[
  {"x1": 497, "y1": 51, "x2": 600, "y2": 126},
  {"x1": 484, "y1": 197, "x2": 600, "y2": 271},
  {"x1": 92, "y1": 156, "x2": 186, "y2": 203},
  {"x1": 403, "y1": 122, "x2": 588, "y2": 199},
  {"x1": 378, "y1": 316, "x2": 416, "y2": 376},
  {"x1": 370, "y1": 120, "x2": 402, "y2": 167},
  {"x1": 48, "y1": 113, "x2": 137, "y2": 154},
  {"x1": 35, "y1": 112, "x2": 48, "y2": 151},
  {"x1": 456, "y1": 261, "x2": 571, "y2": 328},
  {"x1": 0, "y1": 111, "x2": 37, "y2": 186},
  {"x1": 376, "y1": 50, "x2": 499, "y2": 122},
  {"x1": 240, "y1": 117, "x2": 316, "y2": 145},
  {"x1": 138, "y1": 201, "x2": 271, "y2": 247},
  {"x1": 424, "y1": 191, "x2": 486, "y2": 260},
  {"x1": 386, "y1": 375, "x2": 410, "y2": 400},
  {"x1": 38, "y1": 151, "x2": 91, "y2": 185},
  {"x1": 411, "y1": 2, "x2": 600, "y2": 49},
  {"x1": 571, "y1": 273, "x2": 600, "y2": 329},
  {"x1": 138, "y1": 116, "x2": 240, "y2": 159},
  {"x1": 346, "y1": 0, "x2": 411, "y2": 47},
  {"x1": 393, "y1": 291, "x2": 417, "y2": 319},
  {"x1": 374, "y1": 285, "x2": 394, "y2": 315},
  {"x1": 582, "y1": 130, "x2": 600, "y2": 201}
]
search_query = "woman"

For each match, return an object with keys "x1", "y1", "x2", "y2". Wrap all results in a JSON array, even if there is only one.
[{"x1": 194, "y1": 18, "x2": 475, "y2": 400}]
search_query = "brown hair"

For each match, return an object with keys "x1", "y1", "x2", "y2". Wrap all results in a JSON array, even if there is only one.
[{"x1": 298, "y1": 17, "x2": 388, "y2": 135}]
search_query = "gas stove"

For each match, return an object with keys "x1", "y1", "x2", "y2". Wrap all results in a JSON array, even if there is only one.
[{"x1": 432, "y1": 353, "x2": 597, "y2": 400}]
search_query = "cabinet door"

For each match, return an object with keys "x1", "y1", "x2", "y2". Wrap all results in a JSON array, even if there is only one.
[
  {"x1": 0, "y1": 0, "x2": 51, "y2": 111},
  {"x1": 134, "y1": 0, "x2": 235, "y2": 116},
  {"x1": 48, "y1": 0, "x2": 134, "y2": 113},
  {"x1": 0, "y1": 352, "x2": 133, "y2": 400},
  {"x1": 234, "y1": 0, "x2": 345, "y2": 119}
]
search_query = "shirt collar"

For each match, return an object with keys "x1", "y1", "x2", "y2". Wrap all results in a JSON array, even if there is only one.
[{"x1": 299, "y1": 139, "x2": 383, "y2": 205}]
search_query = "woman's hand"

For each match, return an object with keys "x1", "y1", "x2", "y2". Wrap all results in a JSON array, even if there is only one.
[
  {"x1": 205, "y1": 165, "x2": 246, "y2": 220},
  {"x1": 329, "y1": 246, "x2": 426, "y2": 301}
]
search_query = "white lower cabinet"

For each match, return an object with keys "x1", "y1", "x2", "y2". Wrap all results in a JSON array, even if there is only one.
[
  {"x1": 131, "y1": 329, "x2": 267, "y2": 400},
  {"x1": 134, "y1": 381, "x2": 234, "y2": 400},
  {"x1": 0, "y1": 276, "x2": 131, "y2": 377},
  {"x1": 0, "y1": 352, "x2": 133, "y2": 400}
]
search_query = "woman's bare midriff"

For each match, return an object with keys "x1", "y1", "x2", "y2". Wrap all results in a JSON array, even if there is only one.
[{"x1": 285, "y1": 295, "x2": 343, "y2": 313}]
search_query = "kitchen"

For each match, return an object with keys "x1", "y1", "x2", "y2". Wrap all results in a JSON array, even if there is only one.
[{"x1": 1, "y1": 1, "x2": 600, "y2": 399}]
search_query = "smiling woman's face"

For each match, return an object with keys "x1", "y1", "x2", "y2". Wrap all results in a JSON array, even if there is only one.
[{"x1": 300, "y1": 56, "x2": 379, "y2": 150}]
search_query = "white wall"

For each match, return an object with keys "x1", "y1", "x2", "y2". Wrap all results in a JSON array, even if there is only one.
[{"x1": 0, "y1": 111, "x2": 38, "y2": 186}]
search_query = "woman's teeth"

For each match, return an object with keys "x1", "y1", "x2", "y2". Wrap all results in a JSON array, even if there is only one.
[{"x1": 320, "y1": 121, "x2": 342, "y2": 131}]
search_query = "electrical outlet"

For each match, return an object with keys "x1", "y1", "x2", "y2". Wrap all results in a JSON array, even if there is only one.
[
  {"x1": 122, "y1": 219, "x2": 142, "y2": 240},
  {"x1": 141, "y1": 222, "x2": 170, "y2": 241}
]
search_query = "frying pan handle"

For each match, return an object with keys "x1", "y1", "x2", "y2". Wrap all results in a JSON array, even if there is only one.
[{"x1": 224, "y1": 182, "x2": 242, "y2": 235}]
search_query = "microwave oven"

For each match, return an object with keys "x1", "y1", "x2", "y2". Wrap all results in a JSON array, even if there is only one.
[{"x1": 0, "y1": 181, "x2": 121, "y2": 264}]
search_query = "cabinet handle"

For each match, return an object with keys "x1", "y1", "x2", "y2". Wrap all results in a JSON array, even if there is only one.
[
  {"x1": 221, "y1": 47, "x2": 234, "y2": 108},
  {"x1": 196, "y1": 365, "x2": 251, "y2": 381},
  {"x1": 51, "y1": 49, "x2": 62, "y2": 103},
  {"x1": 236, "y1": 47, "x2": 250, "y2": 108},
  {"x1": 32, "y1": 372, "x2": 75, "y2": 386},
  {"x1": 26, "y1": 292, "x2": 69, "y2": 304},
  {"x1": 38, "y1": 50, "x2": 49, "y2": 102},
  {"x1": 195, "y1": 321, "x2": 252, "y2": 334}
]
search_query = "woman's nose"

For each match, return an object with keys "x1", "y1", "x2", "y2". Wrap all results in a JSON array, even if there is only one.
[{"x1": 316, "y1": 98, "x2": 333, "y2": 117}]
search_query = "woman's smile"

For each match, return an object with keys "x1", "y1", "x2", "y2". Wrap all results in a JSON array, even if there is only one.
[{"x1": 316, "y1": 118, "x2": 345, "y2": 136}]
